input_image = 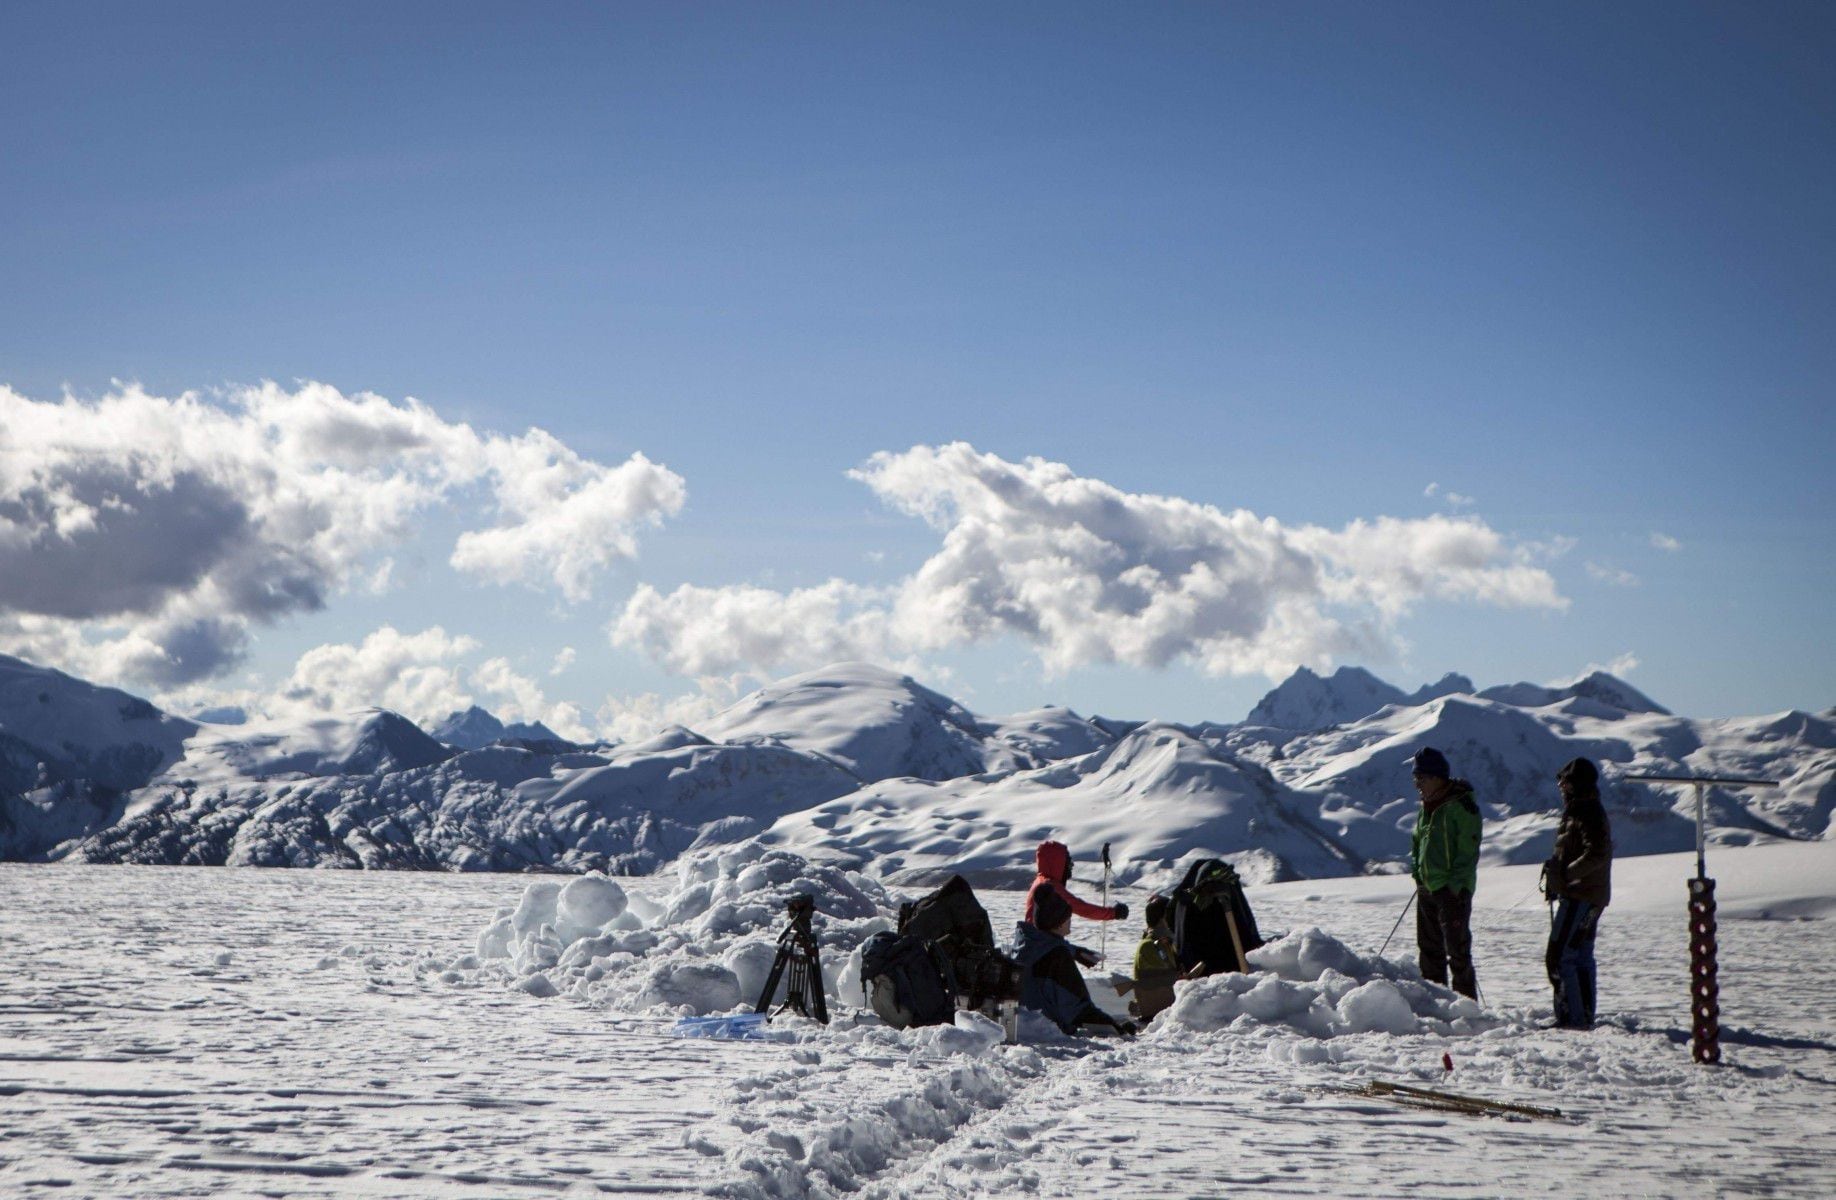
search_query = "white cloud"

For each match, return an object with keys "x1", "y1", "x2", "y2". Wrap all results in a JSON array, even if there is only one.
[
  {"x1": 470, "y1": 656, "x2": 592, "y2": 741},
  {"x1": 0, "y1": 381, "x2": 683, "y2": 686},
  {"x1": 449, "y1": 435, "x2": 685, "y2": 602},
  {"x1": 550, "y1": 646, "x2": 577, "y2": 676},
  {"x1": 613, "y1": 443, "x2": 1568, "y2": 681},
  {"x1": 279, "y1": 626, "x2": 479, "y2": 724},
  {"x1": 613, "y1": 579, "x2": 900, "y2": 677},
  {"x1": 157, "y1": 626, "x2": 592, "y2": 738},
  {"x1": 1585, "y1": 561, "x2": 1641, "y2": 587},
  {"x1": 1651, "y1": 532, "x2": 1682, "y2": 552}
]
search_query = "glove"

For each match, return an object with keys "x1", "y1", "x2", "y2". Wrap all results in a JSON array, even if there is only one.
[
  {"x1": 1539, "y1": 857, "x2": 1562, "y2": 899},
  {"x1": 1111, "y1": 902, "x2": 1130, "y2": 921},
  {"x1": 1073, "y1": 946, "x2": 1101, "y2": 967}
]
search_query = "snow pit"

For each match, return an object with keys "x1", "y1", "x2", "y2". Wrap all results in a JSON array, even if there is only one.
[
  {"x1": 463, "y1": 841, "x2": 892, "y2": 1016},
  {"x1": 1160, "y1": 927, "x2": 1502, "y2": 1039}
]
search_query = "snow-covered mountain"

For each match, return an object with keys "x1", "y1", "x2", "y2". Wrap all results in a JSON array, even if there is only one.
[
  {"x1": 0, "y1": 654, "x2": 197, "y2": 859},
  {"x1": 1243, "y1": 666, "x2": 1474, "y2": 731},
  {"x1": 763, "y1": 722, "x2": 1359, "y2": 887},
  {"x1": 431, "y1": 705, "x2": 564, "y2": 750},
  {"x1": 1475, "y1": 670, "x2": 1670, "y2": 715},
  {"x1": 696, "y1": 663, "x2": 1061, "y2": 781},
  {"x1": 2, "y1": 655, "x2": 1829, "y2": 887}
]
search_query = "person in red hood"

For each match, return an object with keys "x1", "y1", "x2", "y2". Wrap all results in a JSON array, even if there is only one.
[{"x1": 1024, "y1": 840, "x2": 1128, "y2": 934}]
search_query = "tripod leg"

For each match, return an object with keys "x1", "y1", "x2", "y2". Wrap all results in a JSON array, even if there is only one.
[{"x1": 755, "y1": 945, "x2": 790, "y2": 1015}]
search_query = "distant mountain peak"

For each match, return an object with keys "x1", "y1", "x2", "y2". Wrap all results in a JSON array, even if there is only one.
[
  {"x1": 1246, "y1": 666, "x2": 1402, "y2": 730},
  {"x1": 1477, "y1": 672, "x2": 1668, "y2": 715}
]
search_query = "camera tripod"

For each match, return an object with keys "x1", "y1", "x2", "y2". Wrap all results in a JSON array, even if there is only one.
[{"x1": 754, "y1": 893, "x2": 829, "y2": 1024}]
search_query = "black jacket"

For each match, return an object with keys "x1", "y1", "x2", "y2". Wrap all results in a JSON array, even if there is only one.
[{"x1": 1549, "y1": 792, "x2": 1613, "y2": 908}]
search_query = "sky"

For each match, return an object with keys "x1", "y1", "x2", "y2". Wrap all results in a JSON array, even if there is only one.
[{"x1": 2, "y1": 1, "x2": 1832, "y2": 736}]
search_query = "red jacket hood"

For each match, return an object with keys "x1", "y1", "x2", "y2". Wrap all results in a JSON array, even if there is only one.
[{"x1": 1035, "y1": 840, "x2": 1070, "y2": 884}]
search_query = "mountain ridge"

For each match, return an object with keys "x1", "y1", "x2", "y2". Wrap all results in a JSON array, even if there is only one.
[{"x1": 2, "y1": 655, "x2": 1829, "y2": 887}]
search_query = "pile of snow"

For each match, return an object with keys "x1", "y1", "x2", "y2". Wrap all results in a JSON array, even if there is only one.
[
  {"x1": 1160, "y1": 928, "x2": 1504, "y2": 1046},
  {"x1": 464, "y1": 841, "x2": 893, "y2": 1015}
]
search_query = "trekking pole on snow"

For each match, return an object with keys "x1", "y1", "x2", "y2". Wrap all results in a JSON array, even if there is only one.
[
  {"x1": 1099, "y1": 841, "x2": 1112, "y2": 966},
  {"x1": 1377, "y1": 890, "x2": 1415, "y2": 960}
]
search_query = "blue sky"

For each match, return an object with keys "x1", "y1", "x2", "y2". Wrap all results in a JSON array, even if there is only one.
[{"x1": 2, "y1": 2, "x2": 1831, "y2": 729}]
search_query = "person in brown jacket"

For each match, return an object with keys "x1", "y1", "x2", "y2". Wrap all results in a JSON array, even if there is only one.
[{"x1": 1541, "y1": 757, "x2": 1613, "y2": 1028}]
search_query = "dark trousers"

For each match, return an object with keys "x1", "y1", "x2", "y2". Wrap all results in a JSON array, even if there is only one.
[
  {"x1": 1546, "y1": 897, "x2": 1602, "y2": 1028},
  {"x1": 1416, "y1": 886, "x2": 1477, "y2": 999}
]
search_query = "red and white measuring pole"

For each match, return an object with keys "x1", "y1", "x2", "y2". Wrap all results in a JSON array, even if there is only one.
[{"x1": 1624, "y1": 772, "x2": 1777, "y2": 1065}]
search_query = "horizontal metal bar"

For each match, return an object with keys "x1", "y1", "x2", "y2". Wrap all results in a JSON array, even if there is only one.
[{"x1": 1618, "y1": 774, "x2": 1779, "y2": 787}]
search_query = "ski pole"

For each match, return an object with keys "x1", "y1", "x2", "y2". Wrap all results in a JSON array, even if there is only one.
[
  {"x1": 1377, "y1": 891, "x2": 1416, "y2": 960},
  {"x1": 1099, "y1": 841, "x2": 1112, "y2": 966}
]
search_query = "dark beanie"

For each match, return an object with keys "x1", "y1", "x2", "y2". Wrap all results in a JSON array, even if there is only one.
[
  {"x1": 1145, "y1": 893, "x2": 1170, "y2": 928},
  {"x1": 1410, "y1": 746, "x2": 1450, "y2": 779},
  {"x1": 1557, "y1": 757, "x2": 1599, "y2": 790},
  {"x1": 1033, "y1": 885, "x2": 1072, "y2": 931}
]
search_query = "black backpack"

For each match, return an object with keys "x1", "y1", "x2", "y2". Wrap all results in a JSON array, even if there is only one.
[
  {"x1": 859, "y1": 931, "x2": 954, "y2": 1029},
  {"x1": 1168, "y1": 858, "x2": 1264, "y2": 975},
  {"x1": 860, "y1": 875, "x2": 1022, "y2": 1029},
  {"x1": 898, "y1": 874, "x2": 1021, "y2": 1013}
]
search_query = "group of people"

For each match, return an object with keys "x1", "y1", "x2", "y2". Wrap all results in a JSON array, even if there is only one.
[
  {"x1": 1014, "y1": 746, "x2": 1615, "y2": 1034},
  {"x1": 1406, "y1": 746, "x2": 1614, "y2": 1029}
]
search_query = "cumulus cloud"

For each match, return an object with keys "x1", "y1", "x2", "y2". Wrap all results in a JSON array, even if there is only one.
[
  {"x1": 0, "y1": 381, "x2": 683, "y2": 686},
  {"x1": 278, "y1": 626, "x2": 479, "y2": 723},
  {"x1": 1651, "y1": 532, "x2": 1682, "y2": 552},
  {"x1": 613, "y1": 579, "x2": 899, "y2": 677},
  {"x1": 449, "y1": 435, "x2": 685, "y2": 602},
  {"x1": 168, "y1": 625, "x2": 594, "y2": 739},
  {"x1": 612, "y1": 443, "x2": 1568, "y2": 681},
  {"x1": 472, "y1": 655, "x2": 591, "y2": 741}
]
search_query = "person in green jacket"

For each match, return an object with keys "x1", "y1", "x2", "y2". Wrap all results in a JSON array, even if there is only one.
[{"x1": 1407, "y1": 746, "x2": 1482, "y2": 999}]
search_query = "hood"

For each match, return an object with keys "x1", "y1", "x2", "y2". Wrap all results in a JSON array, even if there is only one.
[{"x1": 1035, "y1": 839, "x2": 1070, "y2": 884}]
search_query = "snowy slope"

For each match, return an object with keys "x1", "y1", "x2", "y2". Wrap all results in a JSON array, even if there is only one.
[
  {"x1": 697, "y1": 662, "x2": 1034, "y2": 781},
  {"x1": 1243, "y1": 665, "x2": 1473, "y2": 730},
  {"x1": 1477, "y1": 669, "x2": 1670, "y2": 715},
  {"x1": 0, "y1": 654, "x2": 197, "y2": 859},
  {"x1": 177, "y1": 709, "x2": 454, "y2": 782},
  {"x1": 66, "y1": 737, "x2": 863, "y2": 873},
  {"x1": 763, "y1": 722, "x2": 1362, "y2": 888},
  {"x1": 1230, "y1": 691, "x2": 1836, "y2": 870}
]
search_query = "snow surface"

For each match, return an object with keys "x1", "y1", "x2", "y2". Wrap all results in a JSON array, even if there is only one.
[{"x1": 4, "y1": 839, "x2": 1833, "y2": 1197}]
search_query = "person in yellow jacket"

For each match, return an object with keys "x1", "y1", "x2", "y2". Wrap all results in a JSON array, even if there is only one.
[{"x1": 1131, "y1": 894, "x2": 1182, "y2": 1021}]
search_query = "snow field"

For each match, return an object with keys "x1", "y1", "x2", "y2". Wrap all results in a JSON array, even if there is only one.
[
  {"x1": 3, "y1": 845, "x2": 1832, "y2": 1197},
  {"x1": 446, "y1": 840, "x2": 1834, "y2": 1197}
]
